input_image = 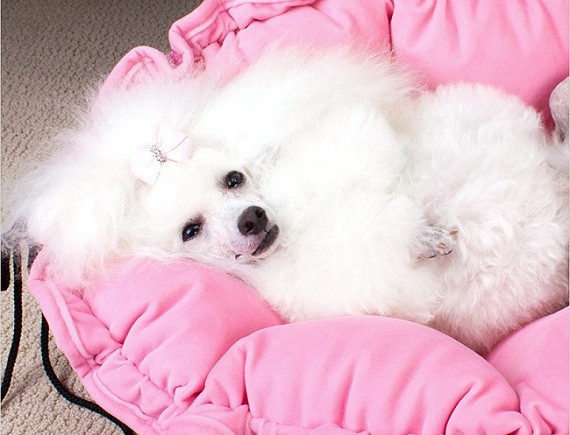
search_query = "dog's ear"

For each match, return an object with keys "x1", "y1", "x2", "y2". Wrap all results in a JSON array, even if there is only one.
[
  {"x1": 550, "y1": 77, "x2": 569, "y2": 142},
  {"x1": 21, "y1": 151, "x2": 137, "y2": 286}
]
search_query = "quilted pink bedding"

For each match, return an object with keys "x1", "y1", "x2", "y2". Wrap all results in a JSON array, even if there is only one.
[{"x1": 30, "y1": 1, "x2": 569, "y2": 433}]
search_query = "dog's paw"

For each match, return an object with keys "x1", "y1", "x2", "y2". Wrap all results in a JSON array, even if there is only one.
[{"x1": 411, "y1": 226, "x2": 458, "y2": 260}]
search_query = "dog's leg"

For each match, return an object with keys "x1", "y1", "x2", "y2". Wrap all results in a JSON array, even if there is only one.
[{"x1": 411, "y1": 226, "x2": 458, "y2": 259}]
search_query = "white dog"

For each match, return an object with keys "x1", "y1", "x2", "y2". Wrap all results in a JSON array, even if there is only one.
[{"x1": 8, "y1": 47, "x2": 569, "y2": 354}]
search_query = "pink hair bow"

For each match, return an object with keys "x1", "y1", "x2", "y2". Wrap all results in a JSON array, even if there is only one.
[{"x1": 131, "y1": 124, "x2": 193, "y2": 185}]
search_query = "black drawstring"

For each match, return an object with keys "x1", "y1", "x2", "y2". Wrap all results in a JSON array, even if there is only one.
[
  {"x1": 1, "y1": 247, "x2": 133, "y2": 435},
  {"x1": 1, "y1": 248, "x2": 11, "y2": 292},
  {"x1": 40, "y1": 315, "x2": 133, "y2": 434},
  {"x1": 1, "y1": 249, "x2": 22, "y2": 401}
]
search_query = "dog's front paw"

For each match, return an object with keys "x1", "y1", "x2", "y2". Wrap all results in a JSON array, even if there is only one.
[{"x1": 411, "y1": 226, "x2": 458, "y2": 260}]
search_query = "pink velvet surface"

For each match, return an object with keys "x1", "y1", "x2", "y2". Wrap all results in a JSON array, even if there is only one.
[
  {"x1": 102, "y1": 0, "x2": 568, "y2": 123},
  {"x1": 30, "y1": 0, "x2": 569, "y2": 433},
  {"x1": 29, "y1": 251, "x2": 569, "y2": 434}
]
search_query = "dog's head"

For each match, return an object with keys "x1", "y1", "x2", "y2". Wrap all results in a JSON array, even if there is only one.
[
  {"x1": 139, "y1": 147, "x2": 280, "y2": 265},
  {"x1": 16, "y1": 139, "x2": 281, "y2": 286}
]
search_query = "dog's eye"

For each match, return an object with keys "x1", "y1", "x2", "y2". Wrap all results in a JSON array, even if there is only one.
[
  {"x1": 225, "y1": 171, "x2": 244, "y2": 189},
  {"x1": 182, "y1": 222, "x2": 202, "y2": 242}
]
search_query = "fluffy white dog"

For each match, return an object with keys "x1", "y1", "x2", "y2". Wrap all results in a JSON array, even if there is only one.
[{"x1": 9, "y1": 47, "x2": 569, "y2": 354}]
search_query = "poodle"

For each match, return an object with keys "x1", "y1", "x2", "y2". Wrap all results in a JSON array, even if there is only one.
[{"x1": 7, "y1": 47, "x2": 569, "y2": 354}]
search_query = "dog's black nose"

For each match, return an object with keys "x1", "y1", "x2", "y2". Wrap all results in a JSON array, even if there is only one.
[{"x1": 238, "y1": 206, "x2": 268, "y2": 236}]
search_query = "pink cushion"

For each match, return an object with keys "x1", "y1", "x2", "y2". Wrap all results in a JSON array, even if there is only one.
[
  {"x1": 30, "y1": 252, "x2": 284, "y2": 432},
  {"x1": 487, "y1": 307, "x2": 569, "y2": 434},
  {"x1": 30, "y1": 251, "x2": 569, "y2": 433},
  {"x1": 32, "y1": 0, "x2": 569, "y2": 433},
  {"x1": 189, "y1": 318, "x2": 532, "y2": 434},
  {"x1": 103, "y1": 0, "x2": 568, "y2": 124},
  {"x1": 390, "y1": 0, "x2": 568, "y2": 128}
]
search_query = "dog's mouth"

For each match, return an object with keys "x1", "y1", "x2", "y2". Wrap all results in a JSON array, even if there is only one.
[
  {"x1": 251, "y1": 224, "x2": 280, "y2": 257},
  {"x1": 234, "y1": 224, "x2": 280, "y2": 260}
]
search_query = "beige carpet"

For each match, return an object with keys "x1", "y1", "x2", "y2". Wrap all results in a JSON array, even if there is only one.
[{"x1": 1, "y1": 1, "x2": 200, "y2": 433}]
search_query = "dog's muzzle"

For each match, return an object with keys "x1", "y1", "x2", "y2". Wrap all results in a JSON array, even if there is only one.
[{"x1": 237, "y1": 206, "x2": 280, "y2": 257}]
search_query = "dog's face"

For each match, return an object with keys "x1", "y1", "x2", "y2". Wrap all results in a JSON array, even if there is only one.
[{"x1": 140, "y1": 147, "x2": 280, "y2": 264}]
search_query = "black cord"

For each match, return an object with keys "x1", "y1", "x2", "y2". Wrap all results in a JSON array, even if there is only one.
[
  {"x1": 1, "y1": 249, "x2": 11, "y2": 292},
  {"x1": 1, "y1": 249, "x2": 22, "y2": 402},
  {"x1": 40, "y1": 316, "x2": 133, "y2": 434},
  {"x1": 1, "y1": 245, "x2": 133, "y2": 434}
]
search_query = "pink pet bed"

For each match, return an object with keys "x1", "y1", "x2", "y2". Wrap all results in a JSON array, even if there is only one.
[{"x1": 30, "y1": 1, "x2": 568, "y2": 433}]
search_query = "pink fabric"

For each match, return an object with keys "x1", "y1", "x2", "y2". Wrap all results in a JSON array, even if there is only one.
[
  {"x1": 102, "y1": 0, "x2": 568, "y2": 124},
  {"x1": 390, "y1": 0, "x2": 569, "y2": 128},
  {"x1": 29, "y1": 252, "x2": 569, "y2": 433},
  {"x1": 30, "y1": 0, "x2": 569, "y2": 433},
  {"x1": 30, "y1": 252, "x2": 284, "y2": 433},
  {"x1": 487, "y1": 307, "x2": 570, "y2": 434}
]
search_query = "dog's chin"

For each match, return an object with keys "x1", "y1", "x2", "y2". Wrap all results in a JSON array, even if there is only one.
[{"x1": 234, "y1": 224, "x2": 280, "y2": 261}]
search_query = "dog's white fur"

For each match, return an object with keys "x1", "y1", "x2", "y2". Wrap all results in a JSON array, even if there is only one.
[{"x1": 8, "y1": 47, "x2": 569, "y2": 354}]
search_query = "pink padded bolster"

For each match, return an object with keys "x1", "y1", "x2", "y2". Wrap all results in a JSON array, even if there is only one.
[
  {"x1": 29, "y1": 251, "x2": 569, "y2": 433},
  {"x1": 102, "y1": 0, "x2": 568, "y2": 125},
  {"x1": 188, "y1": 317, "x2": 529, "y2": 434},
  {"x1": 29, "y1": 252, "x2": 283, "y2": 432}
]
